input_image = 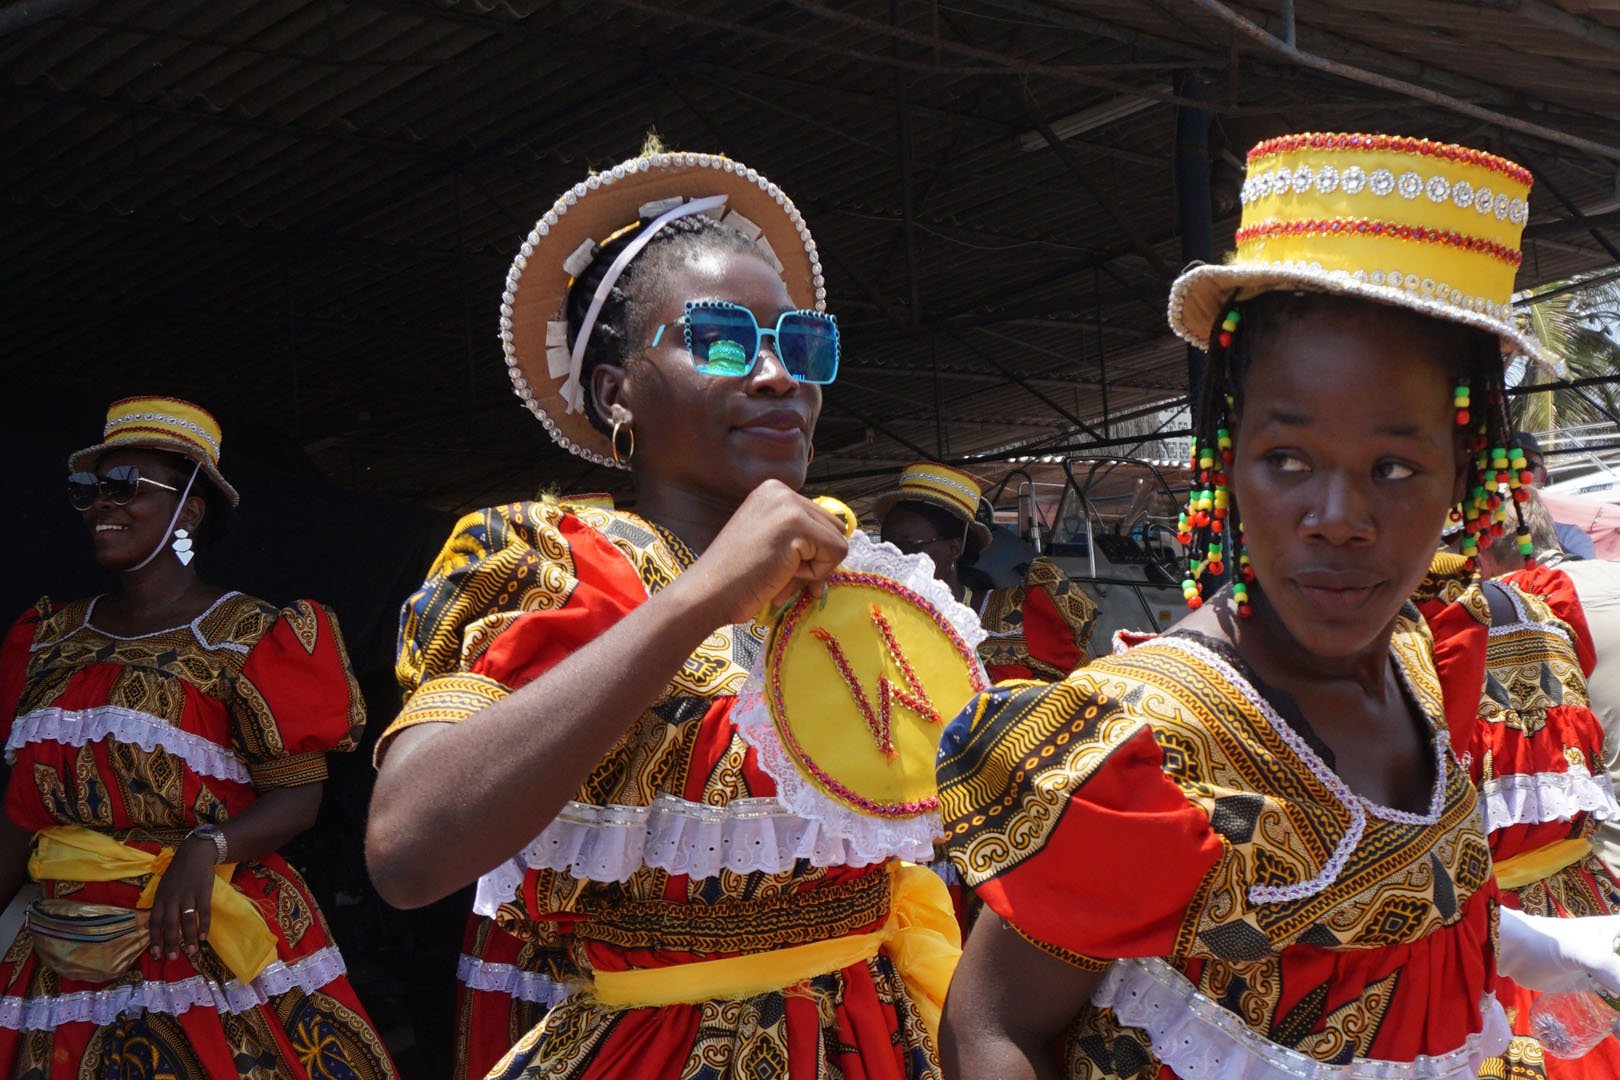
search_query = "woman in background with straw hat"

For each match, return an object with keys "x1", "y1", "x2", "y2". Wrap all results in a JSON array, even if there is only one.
[
  {"x1": 367, "y1": 145, "x2": 957, "y2": 1080},
  {"x1": 937, "y1": 133, "x2": 1620, "y2": 1080},
  {"x1": 0, "y1": 397, "x2": 395, "y2": 1078},
  {"x1": 877, "y1": 461, "x2": 1098, "y2": 682}
]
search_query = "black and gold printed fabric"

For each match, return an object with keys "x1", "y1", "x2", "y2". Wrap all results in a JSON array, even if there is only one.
[{"x1": 938, "y1": 610, "x2": 1511, "y2": 1079}]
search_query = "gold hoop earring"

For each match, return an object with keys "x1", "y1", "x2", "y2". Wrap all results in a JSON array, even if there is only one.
[
  {"x1": 611, "y1": 419, "x2": 636, "y2": 467},
  {"x1": 807, "y1": 443, "x2": 815, "y2": 466}
]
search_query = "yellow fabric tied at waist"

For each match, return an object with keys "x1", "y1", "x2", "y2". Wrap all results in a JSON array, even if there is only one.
[
  {"x1": 589, "y1": 862, "x2": 962, "y2": 1044},
  {"x1": 28, "y1": 825, "x2": 279, "y2": 983},
  {"x1": 1493, "y1": 837, "x2": 1593, "y2": 891}
]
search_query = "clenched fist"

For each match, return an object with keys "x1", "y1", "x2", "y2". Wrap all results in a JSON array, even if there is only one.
[{"x1": 678, "y1": 480, "x2": 849, "y2": 627}]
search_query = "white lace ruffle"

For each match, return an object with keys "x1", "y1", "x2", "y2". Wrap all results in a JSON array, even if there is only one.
[
  {"x1": 1094, "y1": 957, "x2": 1511, "y2": 1079},
  {"x1": 731, "y1": 530, "x2": 986, "y2": 868},
  {"x1": 473, "y1": 794, "x2": 899, "y2": 915},
  {"x1": 6, "y1": 706, "x2": 251, "y2": 785},
  {"x1": 1153, "y1": 635, "x2": 1452, "y2": 905},
  {"x1": 0, "y1": 944, "x2": 347, "y2": 1031},
  {"x1": 1480, "y1": 766, "x2": 1620, "y2": 831},
  {"x1": 456, "y1": 953, "x2": 573, "y2": 1008}
]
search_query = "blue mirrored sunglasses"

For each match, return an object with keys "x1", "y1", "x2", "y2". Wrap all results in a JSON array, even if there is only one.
[{"x1": 649, "y1": 300, "x2": 839, "y2": 384}]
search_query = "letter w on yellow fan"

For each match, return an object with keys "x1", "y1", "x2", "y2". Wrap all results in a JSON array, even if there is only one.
[{"x1": 764, "y1": 570, "x2": 986, "y2": 819}]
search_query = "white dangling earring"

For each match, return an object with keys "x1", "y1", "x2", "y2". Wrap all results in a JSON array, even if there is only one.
[{"x1": 171, "y1": 528, "x2": 194, "y2": 566}]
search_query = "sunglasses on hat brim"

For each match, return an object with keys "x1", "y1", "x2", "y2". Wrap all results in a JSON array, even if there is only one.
[
  {"x1": 67, "y1": 466, "x2": 179, "y2": 511},
  {"x1": 649, "y1": 300, "x2": 839, "y2": 384}
]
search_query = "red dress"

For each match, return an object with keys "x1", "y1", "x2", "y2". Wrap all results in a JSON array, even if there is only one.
[
  {"x1": 1416, "y1": 555, "x2": 1620, "y2": 1079},
  {"x1": 938, "y1": 614, "x2": 1508, "y2": 1079},
  {"x1": 972, "y1": 555, "x2": 1099, "y2": 683},
  {"x1": 452, "y1": 912, "x2": 567, "y2": 1080},
  {"x1": 384, "y1": 501, "x2": 951, "y2": 1080},
  {"x1": 0, "y1": 592, "x2": 396, "y2": 1079}
]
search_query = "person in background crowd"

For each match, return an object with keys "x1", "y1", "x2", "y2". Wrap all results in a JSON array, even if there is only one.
[
  {"x1": 1514, "y1": 432, "x2": 1598, "y2": 559},
  {"x1": 877, "y1": 462, "x2": 1098, "y2": 682},
  {"x1": 936, "y1": 132, "x2": 1620, "y2": 1080},
  {"x1": 1420, "y1": 486, "x2": 1620, "y2": 1077},
  {"x1": 1480, "y1": 491, "x2": 1620, "y2": 881},
  {"x1": 0, "y1": 397, "x2": 395, "y2": 1079},
  {"x1": 366, "y1": 145, "x2": 957, "y2": 1080}
]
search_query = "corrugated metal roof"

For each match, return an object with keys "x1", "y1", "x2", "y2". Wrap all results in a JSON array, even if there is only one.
[{"x1": 5, "y1": 0, "x2": 1617, "y2": 511}]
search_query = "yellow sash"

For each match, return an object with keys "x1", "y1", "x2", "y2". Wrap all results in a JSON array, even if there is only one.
[
  {"x1": 28, "y1": 825, "x2": 279, "y2": 983},
  {"x1": 1493, "y1": 837, "x2": 1593, "y2": 891},
  {"x1": 590, "y1": 862, "x2": 961, "y2": 1044}
]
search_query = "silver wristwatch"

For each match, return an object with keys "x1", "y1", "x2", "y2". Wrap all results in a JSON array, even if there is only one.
[{"x1": 188, "y1": 823, "x2": 229, "y2": 864}]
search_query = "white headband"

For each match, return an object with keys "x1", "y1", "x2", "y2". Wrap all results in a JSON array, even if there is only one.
[{"x1": 560, "y1": 193, "x2": 729, "y2": 413}]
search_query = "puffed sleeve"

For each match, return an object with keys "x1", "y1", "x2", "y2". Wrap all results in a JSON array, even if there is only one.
[
  {"x1": 937, "y1": 671, "x2": 1224, "y2": 968},
  {"x1": 231, "y1": 600, "x2": 366, "y2": 789},
  {"x1": 976, "y1": 558, "x2": 1099, "y2": 683},
  {"x1": 377, "y1": 501, "x2": 648, "y2": 764},
  {"x1": 1017, "y1": 556, "x2": 1098, "y2": 677},
  {"x1": 1505, "y1": 565, "x2": 1598, "y2": 677},
  {"x1": 0, "y1": 602, "x2": 48, "y2": 746}
]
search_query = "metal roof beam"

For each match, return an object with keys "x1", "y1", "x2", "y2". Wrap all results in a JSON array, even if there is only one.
[
  {"x1": 839, "y1": 364, "x2": 1170, "y2": 393},
  {"x1": 1183, "y1": 0, "x2": 1620, "y2": 162}
]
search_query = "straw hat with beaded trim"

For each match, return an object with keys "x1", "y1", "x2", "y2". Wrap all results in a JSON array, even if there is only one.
[
  {"x1": 1169, "y1": 132, "x2": 1545, "y2": 362},
  {"x1": 500, "y1": 150, "x2": 826, "y2": 468},
  {"x1": 873, "y1": 462, "x2": 994, "y2": 552},
  {"x1": 69, "y1": 396, "x2": 240, "y2": 507}
]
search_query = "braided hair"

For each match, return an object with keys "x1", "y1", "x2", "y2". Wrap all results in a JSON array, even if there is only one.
[
  {"x1": 1176, "y1": 291, "x2": 1530, "y2": 615},
  {"x1": 564, "y1": 214, "x2": 768, "y2": 435}
]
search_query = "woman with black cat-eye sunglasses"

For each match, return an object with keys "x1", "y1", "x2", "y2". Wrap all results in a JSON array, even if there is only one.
[{"x1": 0, "y1": 397, "x2": 396, "y2": 1080}]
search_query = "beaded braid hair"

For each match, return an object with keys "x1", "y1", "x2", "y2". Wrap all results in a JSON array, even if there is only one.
[
  {"x1": 1176, "y1": 291, "x2": 1532, "y2": 617},
  {"x1": 564, "y1": 214, "x2": 768, "y2": 435}
]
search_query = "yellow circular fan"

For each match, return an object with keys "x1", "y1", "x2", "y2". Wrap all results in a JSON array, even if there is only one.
[{"x1": 763, "y1": 569, "x2": 986, "y2": 819}]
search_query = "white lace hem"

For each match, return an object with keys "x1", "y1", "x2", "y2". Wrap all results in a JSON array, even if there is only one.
[
  {"x1": 473, "y1": 794, "x2": 905, "y2": 914},
  {"x1": 456, "y1": 954, "x2": 572, "y2": 1008},
  {"x1": 0, "y1": 944, "x2": 348, "y2": 1031},
  {"x1": 730, "y1": 530, "x2": 986, "y2": 867},
  {"x1": 1480, "y1": 766, "x2": 1620, "y2": 831},
  {"x1": 1094, "y1": 958, "x2": 1510, "y2": 1079},
  {"x1": 6, "y1": 706, "x2": 252, "y2": 785}
]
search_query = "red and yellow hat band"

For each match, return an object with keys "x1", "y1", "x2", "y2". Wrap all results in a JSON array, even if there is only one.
[
  {"x1": 1235, "y1": 133, "x2": 1530, "y2": 322},
  {"x1": 894, "y1": 465, "x2": 983, "y2": 521},
  {"x1": 98, "y1": 396, "x2": 224, "y2": 466}
]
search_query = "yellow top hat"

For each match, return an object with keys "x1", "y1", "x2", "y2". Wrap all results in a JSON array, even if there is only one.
[
  {"x1": 874, "y1": 463, "x2": 993, "y2": 551},
  {"x1": 502, "y1": 150, "x2": 825, "y2": 468},
  {"x1": 1169, "y1": 132, "x2": 1543, "y2": 360},
  {"x1": 69, "y1": 396, "x2": 239, "y2": 506}
]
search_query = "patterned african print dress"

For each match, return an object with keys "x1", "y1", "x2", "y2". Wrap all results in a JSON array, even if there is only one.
[
  {"x1": 0, "y1": 592, "x2": 396, "y2": 1079},
  {"x1": 971, "y1": 555, "x2": 1099, "y2": 683},
  {"x1": 938, "y1": 611, "x2": 1510, "y2": 1079},
  {"x1": 452, "y1": 912, "x2": 568, "y2": 1080},
  {"x1": 1416, "y1": 555, "x2": 1620, "y2": 1079},
  {"x1": 383, "y1": 500, "x2": 948, "y2": 1080}
]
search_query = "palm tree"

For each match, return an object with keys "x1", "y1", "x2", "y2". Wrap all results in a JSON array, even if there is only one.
[{"x1": 1515, "y1": 274, "x2": 1620, "y2": 434}]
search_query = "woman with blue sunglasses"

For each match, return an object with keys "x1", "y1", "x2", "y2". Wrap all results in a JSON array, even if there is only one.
[{"x1": 368, "y1": 145, "x2": 951, "y2": 1080}]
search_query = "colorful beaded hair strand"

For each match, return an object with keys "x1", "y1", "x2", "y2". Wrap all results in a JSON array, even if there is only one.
[{"x1": 1176, "y1": 299, "x2": 1532, "y2": 617}]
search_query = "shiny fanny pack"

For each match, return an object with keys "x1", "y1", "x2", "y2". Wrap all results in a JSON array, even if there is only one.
[{"x1": 25, "y1": 898, "x2": 151, "y2": 982}]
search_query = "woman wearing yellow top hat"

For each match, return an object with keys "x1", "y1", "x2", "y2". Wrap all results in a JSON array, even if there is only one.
[
  {"x1": 936, "y1": 133, "x2": 1620, "y2": 1080},
  {"x1": 366, "y1": 142, "x2": 957, "y2": 1080},
  {"x1": 0, "y1": 397, "x2": 396, "y2": 1078},
  {"x1": 877, "y1": 462, "x2": 1098, "y2": 682}
]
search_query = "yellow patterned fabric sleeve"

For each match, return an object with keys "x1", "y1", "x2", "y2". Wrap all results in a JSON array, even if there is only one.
[
  {"x1": 381, "y1": 501, "x2": 615, "y2": 764},
  {"x1": 975, "y1": 556, "x2": 1099, "y2": 681},
  {"x1": 231, "y1": 600, "x2": 365, "y2": 790}
]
